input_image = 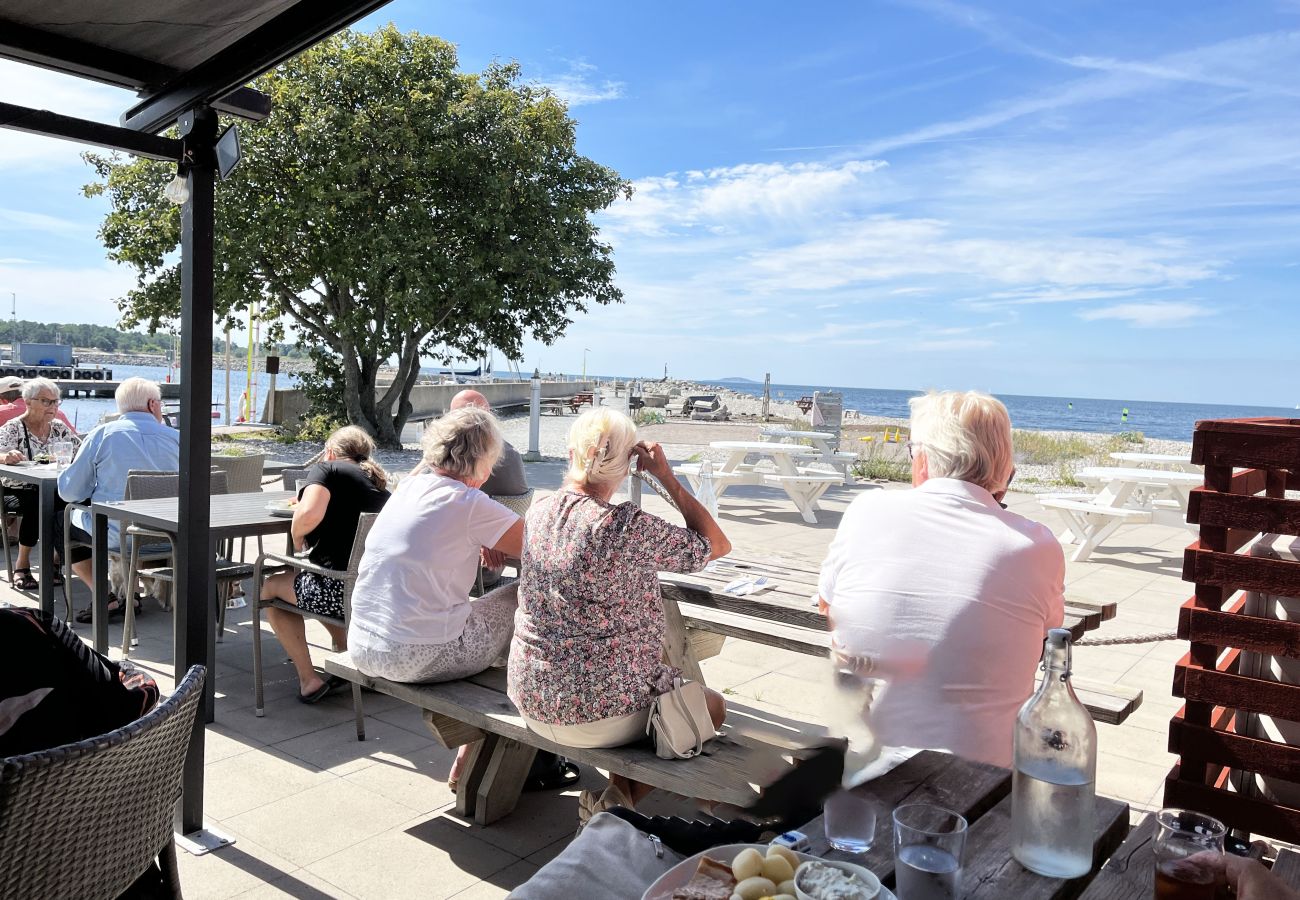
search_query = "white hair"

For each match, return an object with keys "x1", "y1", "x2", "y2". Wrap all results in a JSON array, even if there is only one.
[
  {"x1": 908, "y1": 390, "x2": 1015, "y2": 494},
  {"x1": 21, "y1": 377, "x2": 60, "y2": 403},
  {"x1": 566, "y1": 407, "x2": 638, "y2": 487},
  {"x1": 115, "y1": 377, "x2": 161, "y2": 414},
  {"x1": 422, "y1": 406, "x2": 503, "y2": 482}
]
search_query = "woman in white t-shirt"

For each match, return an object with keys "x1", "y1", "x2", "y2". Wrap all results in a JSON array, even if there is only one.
[{"x1": 348, "y1": 406, "x2": 524, "y2": 685}]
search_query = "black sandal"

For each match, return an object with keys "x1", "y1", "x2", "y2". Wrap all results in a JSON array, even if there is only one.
[
  {"x1": 523, "y1": 757, "x2": 581, "y2": 793},
  {"x1": 11, "y1": 568, "x2": 37, "y2": 591},
  {"x1": 74, "y1": 593, "x2": 131, "y2": 624}
]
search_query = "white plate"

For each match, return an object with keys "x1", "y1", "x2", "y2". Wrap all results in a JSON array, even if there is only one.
[
  {"x1": 265, "y1": 501, "x2": 296, "y2": 517},
  {"x1": 641, "y1": 843, "x2": 893, "y2": 900}
]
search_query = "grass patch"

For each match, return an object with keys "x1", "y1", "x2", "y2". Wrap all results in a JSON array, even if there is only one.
[
  {"x1": 633, "y1": 409, "x2": 665, "y2": 426},
  {"x1": 1013, "y1": 430, "x2": 1094, "y2": 465},
  {"x1": 851, "y1": 444, "x2": 911, "y2": 482},
  {"x1": 277, "y1": 413, "x2": 344, "y2": 444}
]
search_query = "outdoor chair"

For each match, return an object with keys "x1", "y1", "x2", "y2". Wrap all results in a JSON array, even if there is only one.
[
  {"x1": 251, "y1": 511, "x2": 377, "y2": 740},
  {"x1": 62, "y1": 469, "x2": 184, "y2": 622},
  {"x1": 119, "y1": 470, "x2": 257, "y2": 656},
  {"x1": 0, "y1": 665, "x2": 205, "y2": 900},
  {"x1": 278, "y1": 466, "x2": 308, "y2": 494},
  {"x1": 210, "y1": 451, "x2": 268, "y2": 572}
]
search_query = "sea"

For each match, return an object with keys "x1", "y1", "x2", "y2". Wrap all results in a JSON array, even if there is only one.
[{"x1": 705, "y1": 381, "x2": 1296, "y2": 443}]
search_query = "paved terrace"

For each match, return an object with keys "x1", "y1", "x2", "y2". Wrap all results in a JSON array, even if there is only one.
[{"x1": 0, "y1": 456, "x2": 1192, "y2": 899}]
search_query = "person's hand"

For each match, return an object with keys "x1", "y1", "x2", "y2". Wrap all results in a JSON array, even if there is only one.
[
  {"x1": 2, "y1": 450, "x2": 20, "y2": 465},
  {"x1": 1219, "y1": 853, "x2": 1300, "y2": 900},
  {"x1": 632, "y1": 441, "x2": 674, "y2": 482},
  {"x1": 481, "y1": 547, "x2": 506, "y2": 569}
]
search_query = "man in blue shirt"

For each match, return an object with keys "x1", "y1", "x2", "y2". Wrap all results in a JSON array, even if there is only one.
[{"x1": 59, "y1": 377, "x2": 179, "y2": 620}]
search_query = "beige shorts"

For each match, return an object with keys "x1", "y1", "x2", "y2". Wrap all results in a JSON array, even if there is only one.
[{"x1": 522, "y1": 707, "x2": 651, "y2": 750}]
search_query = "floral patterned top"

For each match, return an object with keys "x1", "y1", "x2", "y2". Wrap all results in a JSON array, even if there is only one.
[
  {"x1": 0, "y1": 415, "x2": 79, "y2": 489},
  {"x1": 508, "y1": 489, "x2": 711, "y2": 726}
]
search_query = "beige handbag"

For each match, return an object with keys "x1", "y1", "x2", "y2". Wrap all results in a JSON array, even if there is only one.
[{"x1": 647, "y1": 678, "x2": 716, "y2": 759}]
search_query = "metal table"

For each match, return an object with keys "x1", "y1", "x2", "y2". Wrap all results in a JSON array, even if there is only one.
[
  {"x1": 0, "y1": 462, "x2": 63, "y2": 617},
  {"x1": 90, "y1": 489, "x2": 292, "y2": 846}
]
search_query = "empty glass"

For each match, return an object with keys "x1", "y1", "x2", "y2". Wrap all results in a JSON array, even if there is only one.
[
  {"x1": 52, "y1": 441, "x2": 74, "y2": 471},
  {"x1": 1153, "y1": 809, "x2": 1225, "y2": 900},
  {"x1": 825, "y1": 789, "x2": 877, "y2": 854},
  {"x1": 892, "y1": 804, "x2": 967, "y2": 900}
]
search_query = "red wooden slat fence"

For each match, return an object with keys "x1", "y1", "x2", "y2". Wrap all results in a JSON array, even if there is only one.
[{"x1": 1168, "y1": 416, "x2": 1300, "y2": 843}]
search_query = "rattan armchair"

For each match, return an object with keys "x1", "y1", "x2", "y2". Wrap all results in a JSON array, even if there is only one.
[
  {"x1": 0, "y1": 665, "x2": 205, "y2": 900},
  {"x1": 251, "y1": 512, "x2": 377, "y2": 740}
]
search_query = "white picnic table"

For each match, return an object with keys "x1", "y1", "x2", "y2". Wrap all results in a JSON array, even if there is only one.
[
  {"x1": 673, "y1": 440, "x2": 842, "y2": 524},
  {"x1": 1040, "y1": 466, "x2": 1202, "y2": 561},
  {"x1": 759, "y1": 428, "x2": 856, "y2": 483},
  {"x1": 1107, "y1": 451, "x2": 1200, "y2": 472}
]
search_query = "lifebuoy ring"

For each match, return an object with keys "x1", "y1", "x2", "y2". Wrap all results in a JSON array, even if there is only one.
[
  {"x1": 92, "y1": 371, "x2": 104, "y2": 381},
  {"x1": 60, "y1": 369, "x2": 72, "y2": 380}
]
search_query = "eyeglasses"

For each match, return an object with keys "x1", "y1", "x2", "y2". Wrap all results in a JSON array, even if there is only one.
[
  {"x1": 905, "y1": 440, "x2": 920, "y2": 461},
  {"x1": 33, "y1": 397, "x2": 60, "y2": 407}
]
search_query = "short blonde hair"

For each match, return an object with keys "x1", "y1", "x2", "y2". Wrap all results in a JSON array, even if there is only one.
[
  {"x1": 422, "y1": 406, "x2": 503, "y2": 483},
  {"x1": 908, "y1": 390, "x2": 1014, "y2": 494},
  {"x1": 566, "y1": 407, "x2": 638, "y2": 487}
]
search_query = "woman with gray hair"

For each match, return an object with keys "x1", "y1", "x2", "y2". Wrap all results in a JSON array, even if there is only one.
[
  {"x1": 348, "y1": 405, "x2": 524, "y2": 681},
  {"x1": 0, "y1": 378, "x2": 79, "y2": 590}
]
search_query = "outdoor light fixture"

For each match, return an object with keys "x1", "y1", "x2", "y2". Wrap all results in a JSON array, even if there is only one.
[
  {"x1": 164, "y1": 166, "x2": 191, "y2": 205},
  {"x1": 215, "y1": 124, "x2": 242, "y2": 180}
]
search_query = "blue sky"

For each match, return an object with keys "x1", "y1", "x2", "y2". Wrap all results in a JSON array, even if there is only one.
[{"x1": 2, "y1": 1, "x2": 1298, "y2": 405}]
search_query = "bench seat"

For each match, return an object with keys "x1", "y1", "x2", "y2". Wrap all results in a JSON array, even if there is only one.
[
  {"x1": 1038, "y1": 496, "x2": 1153, "y2": 521},
  {"x1": 323, "y1": 653, "x2": 823, "y2": 825}
]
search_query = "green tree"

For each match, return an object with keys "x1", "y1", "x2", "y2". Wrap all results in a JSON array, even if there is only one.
[{"x1": 83, "y1": 25, "x2": 629, "y2": 447}]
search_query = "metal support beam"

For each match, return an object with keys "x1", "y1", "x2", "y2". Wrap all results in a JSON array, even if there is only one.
[
  {"x1": 0, "y1": 101, "x2": 181, "y2": 161},
  {"x1": 174, "y1": 105, "x2": 218, "y2": 839},
  {"x1": 121, "y1": 0, "x2": 393, "y2": 133}
]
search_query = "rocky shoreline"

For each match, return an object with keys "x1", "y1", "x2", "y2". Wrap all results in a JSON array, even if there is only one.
[{"x1": 75, "y1": 350, "x2": 317, "y2": 374}]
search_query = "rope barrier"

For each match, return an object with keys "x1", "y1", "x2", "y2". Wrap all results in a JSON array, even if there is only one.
[{"x1": 1075, "y1": 631, "x2": 1178, "y2": 646}]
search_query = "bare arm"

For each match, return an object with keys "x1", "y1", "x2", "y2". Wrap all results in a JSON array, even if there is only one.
[
  {"x1": 290, "y1": 484, "x2": 330, "y2": 551},
  {"x1": 490, "y1": 518, "x2": 524, "y2": 559},
  {"x1": 634, "y1": 441, "x2": 731, "y2": 561}
]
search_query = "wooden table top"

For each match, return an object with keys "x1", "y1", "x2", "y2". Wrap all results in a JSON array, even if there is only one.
[
  {"x1": 92, "y1": 490, "x2": 294, "y2": 538},
  {"x1": 798, "y1": 749, "x2": 1130, "y2": 899},
  {"x1": 660, "y1": 552, "x2": 1116, "y2": 640}
]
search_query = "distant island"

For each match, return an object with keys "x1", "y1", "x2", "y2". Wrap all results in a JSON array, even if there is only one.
[{"x1": 712, "y1": 376, "x2": 761, "y2": 383}]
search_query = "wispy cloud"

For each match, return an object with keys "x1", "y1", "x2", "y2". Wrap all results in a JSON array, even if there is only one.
[
  {"x1": 536, "y1": 60, "x2": 624, "y2": 107},
  {"x1": 0, "y1": 208, "x2": 84, "y2": 235},
  {"x1": 0, "y1": 60, "x2": 131, "y2": 170},
  {"x1": 1079, "y1": 301, "x2": 1215, "y2": 327}
]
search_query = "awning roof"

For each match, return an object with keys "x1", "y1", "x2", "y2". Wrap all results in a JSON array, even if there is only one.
[{"x1": 0, "y1": 0, "x2": 392, "y2": 132}]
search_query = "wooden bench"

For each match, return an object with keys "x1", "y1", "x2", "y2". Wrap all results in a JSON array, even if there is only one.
[
  {"x1": 795, "y1": 396, "x2": 814, "y2": 414},
  {"x1": 322, "y1": 656, "x2": 827, "y2": 825},
  {"x1": 569, "y1": 391, "x2": 594, "y2": 412},
  {"x1": 1038, "y1": 493, "x2": 1155, "y2": 562}
]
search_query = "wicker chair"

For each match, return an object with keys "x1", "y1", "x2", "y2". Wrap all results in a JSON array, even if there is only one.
[
  {"x1": 251, "y1": 512, "x2": 378, "y2": 740},
  {"x1": 208, "y1": 453, "x2": 266, "y2": 494},
  {"x1": 278, "y1": 467, "x2": 308, "y2": 494},
  {"x1": 0, "y1": 665, "x2": 205, "y2": 900},
  {"x1": 119, "y1": 471, "x2": 256, "y2": 656}
]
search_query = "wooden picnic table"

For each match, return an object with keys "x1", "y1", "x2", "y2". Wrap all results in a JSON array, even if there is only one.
[
  {"x1": 674, "y1": 441, "x2": 842, "y2": 524},
  {"x1": 795, "y1": 749, "x2": 1131, "y2": 900},
  {"x1": 658, "y1": 552, "x2": 1141, "y2": 725},
  {"x1": 0, "y1": 461, "x2": 63, "y2": 617},
  {"x1": 1107, "y1": 451, "x2": 1200, "y2": 472}
]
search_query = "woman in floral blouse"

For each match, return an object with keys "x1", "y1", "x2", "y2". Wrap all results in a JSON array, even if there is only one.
[
  {"x1": 0, "y1": 378, "x2": 78, "y2": 591},
  {"x1": 508, "y1": 407, "x2": 731, "y2": 818}
]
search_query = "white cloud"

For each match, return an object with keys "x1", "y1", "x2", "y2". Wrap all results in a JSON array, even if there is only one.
[
  {"x1": 0, "y1": 208, "x2": 84, "y2": 235},
  {"x1": 0, "y1": 60, "x2": 133, "y2": 171},
  {"x1": 0, "y1": 260, "x2": 136, "y2": 326},
  {"x1": 1078, "y1": 301, "x2": 1215, "y2": 327},
  {"x1": 914, "y1": 338, "x2": 997, "y2": 351},
  {"x1": 536, "y1": 61, "x2": 625, "y2": 107}
]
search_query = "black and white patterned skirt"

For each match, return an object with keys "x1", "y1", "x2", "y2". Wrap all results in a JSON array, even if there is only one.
[{"x1": 294, "y1": 571, "x2": 345, "y2": 620}]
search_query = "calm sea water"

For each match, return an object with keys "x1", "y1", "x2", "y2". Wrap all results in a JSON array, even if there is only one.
[{"x1": 714, "y1": 382, "x2": 1297, "y2": 443}]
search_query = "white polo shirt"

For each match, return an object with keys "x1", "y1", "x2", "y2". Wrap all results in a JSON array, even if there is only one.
[
  {"x1": 819, "y1": 478, "x2": 1065, "y2": 767},
  {"x1": 349, "y1": 473, "x2": 519, "y2": 646}
]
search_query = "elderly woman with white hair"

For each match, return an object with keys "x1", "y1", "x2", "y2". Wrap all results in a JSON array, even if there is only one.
[
  {"x1": 508, "y1": 407, "x2": 731, "y2": 816},
  {"x1": 818, "y1": 390, "x2": 1065, "y2": 769},
  {"x1": 0, "y1": 378, "x2": 79, "y2": 590}
]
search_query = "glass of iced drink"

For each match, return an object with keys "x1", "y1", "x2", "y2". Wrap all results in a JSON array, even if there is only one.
[
  {"x1": 1152, "y1": 809, "x2": 1225, "y2": 900},
  {"x1": 892, "y1": 803, "x2": 967, "y2": 900}
]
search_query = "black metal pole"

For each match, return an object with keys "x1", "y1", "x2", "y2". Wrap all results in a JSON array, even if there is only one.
[{"x1": 175, "y1": 105, "x2": 217, "y2": 838}]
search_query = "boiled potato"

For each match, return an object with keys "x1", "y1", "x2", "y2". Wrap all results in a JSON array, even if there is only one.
[
  {"x1": 773, "y1": 895, "x2": 797, "y2": 900},
  {"x1": 731, "y1": 848, "x2": 765, "y2": 881},
  {"x1": 766, "y1": 845, "x2": 801, "y2": 870},
  {"x1": 777, "y1": 880, "x2": 797, "y2": 895},
  {"x1": 761, "y1": 854, "x2": 795, "y2": 884},
  {"x1": 734, "y1": 876, "x2": 777, "y2": 900}
]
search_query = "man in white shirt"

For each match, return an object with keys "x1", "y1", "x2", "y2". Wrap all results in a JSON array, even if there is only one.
[{"x1": 818, "y1": 390, "x2": 1065, "y2": 768}]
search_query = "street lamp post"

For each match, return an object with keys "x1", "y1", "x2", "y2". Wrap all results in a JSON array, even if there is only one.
[
  {"x1": 525, "y1": 368, "x2": 542, "y2": 461},
  {"x1": 582, "y1": 347, "x2": 590, "y2": 384}
]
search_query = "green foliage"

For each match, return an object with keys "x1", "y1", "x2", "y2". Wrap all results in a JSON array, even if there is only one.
[
  {"x1": 84, "y1": 25, "x2": 630, "y2": 447},
  {"x1": 1054, "y1": 463, "x2": 1085, "y2": 487},
  {"x1": 3, "y1": 320, "x2": 174, "y2": 354},
  {"x1": 279, "y1": 412, "x2": 346, "y2": 445},
  {"x1": 1013, "y1": 430, "x2": 1094, "y2": 465},
  {"x1": 1115, "y1": 430, "x2": 1145, "y2": 444},
  {"x1": 633, "y1": 409, "x2": 665, "y2": 426},
  {"x1": 851, "y1": 444, "x2": 910, "y2": 482}
]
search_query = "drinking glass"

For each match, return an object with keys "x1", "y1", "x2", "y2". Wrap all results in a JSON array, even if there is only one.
[
  {"x1": 52, "y1": 441, "x2": 74, "y2": 471},
  {"x1": 825, "y1": 789, "x2": 877, "y2": 854},
  {"x1": 1152, "y1": 809, "x2": 1225, "y2": 900},
  {"x1": 892, "y1": 803, "x2": 967, "y2": 900}
]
